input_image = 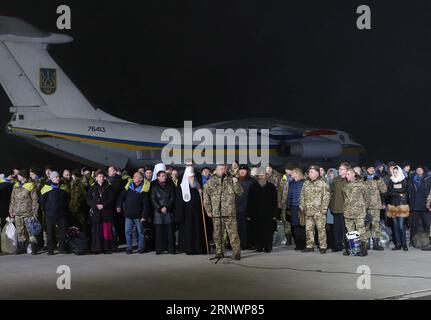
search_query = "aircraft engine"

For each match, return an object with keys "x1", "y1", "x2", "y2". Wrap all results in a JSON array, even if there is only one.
[{"x1": 290, "y1": 140, "x2": 342, "y2": 159}]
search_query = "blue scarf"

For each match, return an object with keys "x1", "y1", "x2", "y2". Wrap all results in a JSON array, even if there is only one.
[
  {"x1": 366, "y1": 174, "x2": 375, "y2": 181},
  {"x1": 413, "y1": 175, "x2": 422, "y2": 188},
  {"x1": 128, "y1": 182, "x2": 144, "y2": 193}
]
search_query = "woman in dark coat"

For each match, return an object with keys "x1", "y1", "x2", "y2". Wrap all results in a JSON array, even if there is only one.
[
  {"x1": 87, "y1": 170, "x2": 115, "y2": 254},
  {"x1": 247, "y1": 168, "x2": 278, "y2": 253},
  {"x1": 386, "y1": 166, "x2": 409, "y2": 251},
  {"x1": 175, "y1": 167, "x2": 206, "y2": 255},
  {"x1": 150, "y1": 170, "x2": 176, "y2": 254}
]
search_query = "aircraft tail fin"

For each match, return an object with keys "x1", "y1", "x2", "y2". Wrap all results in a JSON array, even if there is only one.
[{"x1": 0, "y1": 16, "x2": 98, "y2": 119}]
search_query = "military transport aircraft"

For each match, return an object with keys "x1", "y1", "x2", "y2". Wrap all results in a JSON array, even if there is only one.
[{"x1": 0, "y1": 16, "x2": 365, "y2": 169}]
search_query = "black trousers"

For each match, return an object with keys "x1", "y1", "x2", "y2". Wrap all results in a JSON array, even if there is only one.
[
  {"x1": 155, "y1": 224, "x2": 175, "y2": 254},
  {"x1": 46, "y1": 215, "x2": 66, "y2": 252},
  {"x1": 113, "y1": 211, "x2": 126, "y2": 246},
  {"x1": 293, "y1": 225, "x2": 306, "y2": 249},
  {"x1": 236, "y1": 211, "x2": 249, "y2": 249},
  {"x1": 411, "y1": 211, "x2": 431, "y2": 236},
  {"x1": 332, "y1": 213, "x2": 347, "y2": 250}
]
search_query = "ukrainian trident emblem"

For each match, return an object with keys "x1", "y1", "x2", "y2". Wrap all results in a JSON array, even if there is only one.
[{"x1": 40, "y1": 68, "x2": 57, "y2": 95}]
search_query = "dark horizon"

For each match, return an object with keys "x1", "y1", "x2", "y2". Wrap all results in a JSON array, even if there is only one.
[{"x1": 1, "y1": 0, "x2": 430, "y2": 171}]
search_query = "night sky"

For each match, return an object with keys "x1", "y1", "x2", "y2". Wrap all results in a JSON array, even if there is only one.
[{"x1": 1, "y1": 0, "x2": 430, "y2": 171}]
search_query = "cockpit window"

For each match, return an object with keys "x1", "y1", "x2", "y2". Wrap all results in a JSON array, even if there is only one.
[
  {"x1": 12, "y1": 114, "x2": 16, "y2": 121},
  {"x1": 339, "y1": 134, "x2": 345, "y2": 142},
  {"x1": 18, "y1": 115, "x2": 24, "y2": 120}
]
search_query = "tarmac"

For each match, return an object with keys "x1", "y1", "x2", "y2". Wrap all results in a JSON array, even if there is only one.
[{"x1": 1, "y1": 244, "x2": 431, "y2": 300}]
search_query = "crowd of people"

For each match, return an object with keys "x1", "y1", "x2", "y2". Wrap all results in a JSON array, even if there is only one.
[{"x1": 0, "y1": 160, "x2": 430, "y2": 259}]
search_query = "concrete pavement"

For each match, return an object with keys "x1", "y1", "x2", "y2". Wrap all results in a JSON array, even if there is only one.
[{"x1": 1, "y1": 245, "x2": 431, "y2": 299}]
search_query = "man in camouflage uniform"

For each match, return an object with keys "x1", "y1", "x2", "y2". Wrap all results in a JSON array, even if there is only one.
[
  {"x1": 9, "y1": 169, "x2": 39, "y2": 254},
  {"x1": 299, "y1": 165, "x2": 330, "y2": 254},
  {"x1": 69, "y1": 169, "x2": 89, "y2": 233},
  {"x1": 363, "y1": 165, "x2": 387, "y2": 251},
  {"x1": 342, "y1": 168, "x2": 369, "y2": 256},
  {"x1": 278, "y1": 168, "x2": 293, "y2": 245},
  {"x1": 204, "y1": 164, "x2": 243, "y2": 260},
  {"x1": 266, "y1": 164, "x2": 282, "y2": 189}
]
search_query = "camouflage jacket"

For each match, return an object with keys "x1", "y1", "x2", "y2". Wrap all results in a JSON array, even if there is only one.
[
  {"x1": 299, "y1": 177, "x2": 330, "y2": 217},
  {"x1": 9, "y1": 180, "x2": 39, "y2": 217},
  {"x1": 363, "y1": 177, "x2": 387, "y2": 209},
  {"x1": 278, "y1": 175, "x2": 289, "y2": 212},
  {"x1": 342, "y1": 179, "x2": 369, "y2": 219},
  {"x1": 203, "y1": 175, "x2": 243, "y2": 217},
  {"x1": 267, "y1": 171, "x2": 282, "y2": 189},
  {"x1": 69, "y1": 178, "x2": 88, "y2": 213}
]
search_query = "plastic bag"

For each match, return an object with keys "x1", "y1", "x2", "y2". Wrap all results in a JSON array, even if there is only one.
[
  {"x1": 346, "y1": 231, "x2": 361, "y2": 256},
  {"x1": 1, "y1": 217, "x2": 18, "y2": 254},
  {"x1": 25, "y1": 217, "x2": 42, "y2": 237}
]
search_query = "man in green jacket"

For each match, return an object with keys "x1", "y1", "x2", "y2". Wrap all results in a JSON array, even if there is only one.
[{"x1": 329, "y1": 162, "x2": 350, "y2": 252}]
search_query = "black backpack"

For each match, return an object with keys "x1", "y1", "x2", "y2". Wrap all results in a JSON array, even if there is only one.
[
  {"x1": 65, "y1": 228, "x2": 89, "y2": 255},
  {"x1": 70, "y1": 232, "x2": 89, "y2": 255}
]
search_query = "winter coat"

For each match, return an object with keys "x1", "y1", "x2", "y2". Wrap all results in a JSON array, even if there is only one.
[
  {"x1": 9, "y1": 180, "x2": 39, "y2": 217},
  {"x1": 387, "y1": 179, "x2": 408, "y2": 206},
  {"x1": 87, "y1": 181, "x2": 115, "y2": 222},
  {"x1": 408, "y1": 175, "x2": 431, "y2": 211},
  {"x1": 329, "y1": 176, "x2": 347, "y2": 214},
  {"x1": 342, "y1": 178, "x2": 368, "y2": 219},
  {"x1": 287, "y1": 179, "x2": 304, "y2": 209},
  {"x1": 117, "y1": 181, "x2": 150, "y2": 220},
  {"x1": 150, "y1": 181, "x2": 176, "y2": 224},
  {"x1": 363, "y1": 176, "x2": 387, "y2": 210},
  {"x1": 299, "y1": 177, "x2": 330, "y2": 217},
  {"x1": 40, "y1": 182, "x2": 69, "y2": 218},
  {"x1": 235, "y1": 176, "x2": 255, "y2": 213},
  {"x1": 203, "y1": 175, "x2": 243, "y2": 218}
]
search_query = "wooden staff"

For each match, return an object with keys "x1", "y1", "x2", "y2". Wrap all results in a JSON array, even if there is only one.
[{"x1": 199, "y1": 190, "x2": 210, "y2": 256}]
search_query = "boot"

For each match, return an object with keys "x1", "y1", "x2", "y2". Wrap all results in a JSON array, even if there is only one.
[
  {"x1": 16, "y1": 242, "x2": 27, "y2": 255},
  {"x1": 373, "y1": 238, "x2": 384, "y2": 251},
  {"x1": 360, "y1": 241, "x2": 368, "y2": 257},
  {"x1": 343, "y1": 249, "x2": 350, "y2": 256},
  {"x1": 286, "y1": 235, "x2": 293, "y2": 246},
  {"x1": 30, "y1": 243, "x2": 38, "y2": 255},
  {"x1": 301, "y1": 247, "x2": 314, "y2": 253}
]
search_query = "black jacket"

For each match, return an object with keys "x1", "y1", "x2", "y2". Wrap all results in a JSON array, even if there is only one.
[
  {"x1": 40, "y1": 182, "x2": 69, "y2": 218},
  {"x1": 87, "y1": 181, "x2": 115, "y2": 222},
  {"x1": 387, "y1": 178, "x2": 409, "y2": 206},
  {"x1": 107, "y1": 175, "x2": 125, "y2": 198},
  {"x1": 408, "y1": 175, "x2": 431, "y2": 211},
  {"x1": 150, "y1": 181, "x2": 176, "y2": 224},
  {"x1": 117, "y1": 183, "x2": 150, "y2": 220},
  {"x1": 235, "y1": 176, "x2": 256, "y2": 213}
]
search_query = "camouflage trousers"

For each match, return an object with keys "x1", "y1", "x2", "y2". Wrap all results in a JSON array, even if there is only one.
[
  {"x1": 305, "y1": 213, "x2": 327, "y2": 249},
  {"x1": 365, "y1": 209, "x2": 381, "y2": 239},
  {"x1": 213, "y1": 216, "x2": 240, "y2": 255},
  {"x1": 15, "y1": 215, "x2": 37, "y2": 244},
  {"x1": 345, "y1": 217, "x2": 367, "y2": 242}
]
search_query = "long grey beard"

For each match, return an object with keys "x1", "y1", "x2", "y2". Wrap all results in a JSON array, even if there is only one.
[
  {"x1": 189, "y1": 180, "x2": 199, "y2": 189},
  {"x1": 258, "y1": 179, "x2": 267, "y2": 187}
]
